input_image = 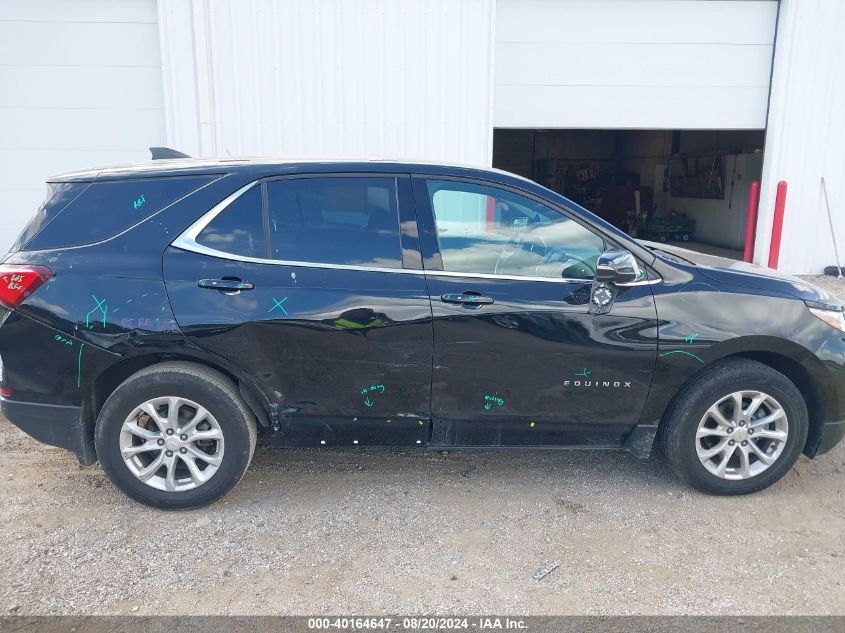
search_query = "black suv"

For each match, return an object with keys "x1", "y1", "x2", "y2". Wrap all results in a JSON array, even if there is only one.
[{"x1": 1, "y1": 157, "x2": 843, "y2": 508}]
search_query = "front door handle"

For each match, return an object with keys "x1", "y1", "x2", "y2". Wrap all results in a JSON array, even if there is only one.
[
  {"x1": 440, "y1": 292, "x2": 494, "y2": 306},
  {"x1": 197, "y1": 278, "x2": 255, "y2": 292}
]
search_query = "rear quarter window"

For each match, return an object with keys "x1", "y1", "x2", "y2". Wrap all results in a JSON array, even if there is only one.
[
  {"x1": 22, "y1": 176, "x2": 216, "y2": 250},
  {"x1": 10, "y1": 182, "x2": 90, "y2": 254}
]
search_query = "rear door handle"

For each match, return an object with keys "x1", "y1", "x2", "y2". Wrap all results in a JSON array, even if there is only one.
[
  {"x1": 440, "y1": 292, "x2": 494, "y2": 306},
  {"x1": 197, "y1": 278, "x2": 255, "y2": 292}
]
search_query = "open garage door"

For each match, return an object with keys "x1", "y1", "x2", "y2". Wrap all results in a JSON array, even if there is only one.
[
  {"x1": 494, "y1": 129, "x2": 765, "y2": 256},
  {"x1": 494, "y1": 0, "x2": 778, "y2": 130}
]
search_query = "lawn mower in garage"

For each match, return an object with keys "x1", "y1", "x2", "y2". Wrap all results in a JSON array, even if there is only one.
[{"x1": 636, "y1": 216, "x2": 696, "y2": 243}]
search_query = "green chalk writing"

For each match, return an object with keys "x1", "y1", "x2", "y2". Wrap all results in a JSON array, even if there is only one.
[
  {"x1": 268, "y1": 296, "x2": 288, "y2": 315},
  {"x1": 482, "y1": 394, "x2": 505, "y2": 410},
  {"x1": 85, "y1": 295, "x2": 108, "y2": 329},
  {"x1": 660, "y1": 350, "x2": 704, "y2": 364},
  {"x1": 360, "y1": 384, "x2": 385, "y2": 407}
]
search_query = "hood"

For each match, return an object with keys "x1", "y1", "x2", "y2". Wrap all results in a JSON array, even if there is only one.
[{"x1": 640, "y1": 240, "x2": 843, "y2": 308}]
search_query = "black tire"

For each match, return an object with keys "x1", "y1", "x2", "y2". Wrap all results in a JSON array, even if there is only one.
[
  {"x1": 659, "y1": 359, "x2": 808, "y2": 495},
  {"x1": 95, "y1": 362, "x2": 257, "y2": 509}
]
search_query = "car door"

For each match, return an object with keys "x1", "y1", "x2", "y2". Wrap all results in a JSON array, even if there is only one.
[
  {"x1": 164, "y1": 174, "x2": 432, "y2": 446},
  {"x1": 412, "y1": 176, "x2": 658, "y2": 447}
]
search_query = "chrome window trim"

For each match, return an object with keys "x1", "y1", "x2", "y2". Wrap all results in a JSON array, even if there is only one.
[
  {"x1": 174, "y1": 241, "x2": 422, "y2": 275},
  {"x1": 424, "y1": 270, "x2": 594, "y2": 284},
  {"x1": 173, "y1": 180, "x2": 261, "y2": 252},
  {"x1": 615, "y1": 277, "x2": 663, "y2": 287},
  {"x1": 172, "y1": 179, "x2": 416, "y2": 274},
  {"x1": 172, "y1": 179, "x2": 664, "y2": 286}
]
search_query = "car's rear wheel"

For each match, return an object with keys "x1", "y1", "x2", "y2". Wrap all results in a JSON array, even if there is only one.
[
  {"x1": 659, "y1": 359, "x2": 808, "y2": 495},
  {"x1": 95, "y1": 362, "x2": 257, "y2": 509}
]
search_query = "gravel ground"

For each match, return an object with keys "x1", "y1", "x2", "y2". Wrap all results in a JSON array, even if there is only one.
[
  {"x1": 0, "y1": 275, "x2": 843, "y2": 616},
  {"x1": 799, "y1": 273, "x2": 845, "y2": 300}
]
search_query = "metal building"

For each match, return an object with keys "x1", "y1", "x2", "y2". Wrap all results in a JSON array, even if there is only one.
[{"x1": 1, "y1": 0, "x2": 842, "y2": 273}]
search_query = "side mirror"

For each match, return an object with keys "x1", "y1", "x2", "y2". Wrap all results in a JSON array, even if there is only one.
[{"x1": 596, "y1": 249, "x2": 642, "y2": 284}]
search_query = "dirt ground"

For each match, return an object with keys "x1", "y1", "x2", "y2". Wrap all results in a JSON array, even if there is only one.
[{"x1": 1, "y1": 275, "x2": 844, "y2": 616}]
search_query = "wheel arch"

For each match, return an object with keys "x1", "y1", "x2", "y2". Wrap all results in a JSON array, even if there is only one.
[
  {"x1": 90, "y1": 351, "x2": 274, "y2": 433},
  {"x1": 656, "y1": 347, "x2": 827, "y2": 456}
]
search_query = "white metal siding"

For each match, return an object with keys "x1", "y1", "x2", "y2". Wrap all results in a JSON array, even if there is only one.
[
  {"x1": 754, "y1": 0, "x2": 845, "y2": 273},
  {"x1": 0, "y1": 0, "x2": 166, "y2": 250},
  {"x1": 157, "y1": 0, "x2": 495, "y2": 166},
  {"x1": 494, "y1": 0, "x2": 778, "y2": 129}
]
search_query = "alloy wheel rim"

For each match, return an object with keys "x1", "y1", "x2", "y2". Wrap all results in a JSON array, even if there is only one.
[
  {"x1": 695, "y1": 390, "x2": 789, "y2": 480},
  {"x1": 119, "y1": 396, "x2": 224, "y2": 492}
]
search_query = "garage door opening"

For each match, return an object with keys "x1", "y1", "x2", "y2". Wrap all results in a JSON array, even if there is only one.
[{"x1": 492, "y1": 129, "x2": 766, "y2": 260}]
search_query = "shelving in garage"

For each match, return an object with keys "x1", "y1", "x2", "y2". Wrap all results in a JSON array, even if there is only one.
[{"x1": 493, "y1": 129, "x2": 765, "y2": 257}]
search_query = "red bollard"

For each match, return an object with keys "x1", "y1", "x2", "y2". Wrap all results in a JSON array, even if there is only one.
[
  {"x1": 742, "y1": 180, "x2": 760, "y2": 262},
  {"x1": 743, "y1": 180, "x2": 760, "y2": 263},
  {"x1": 768, "y1": 181, "x2": 788, "y2": 269}
]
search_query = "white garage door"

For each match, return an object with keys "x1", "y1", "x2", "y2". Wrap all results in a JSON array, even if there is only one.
[
  {"x1": 0, "y1": 0, "x2": 166, "y2": 250},
  {"x1": 495, "y1": 0, "x2": 778, "y2": 129}
]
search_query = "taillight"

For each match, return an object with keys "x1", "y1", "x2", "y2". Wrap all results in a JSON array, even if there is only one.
[{"x1": 0, "y1": 264, "x2": 53, "y2": 309}]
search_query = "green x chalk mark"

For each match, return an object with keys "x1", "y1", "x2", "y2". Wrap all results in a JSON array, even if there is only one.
[{"x1": 268, "y1": 296, "x2": 288, "y2": 315}]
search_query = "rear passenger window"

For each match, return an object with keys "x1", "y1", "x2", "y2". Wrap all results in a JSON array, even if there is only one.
[
  {"x1": 24, "y1": 176, "x2": 215, "y2": 250},
  {"x1": 266, "y1": 177, "x2": 401, "y2": 268},
  {"x1": 196, "y1": 186, "x2": 264, "y2": 258}
]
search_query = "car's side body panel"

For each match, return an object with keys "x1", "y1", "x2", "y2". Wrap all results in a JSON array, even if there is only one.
[
  {"x1": 636, "y1": 257, "x2": 845, "y2": 457},
  {"x1": 0, "y1": 159, "x2": 843, "y2": 467},
  {"x1": 422, "y1": 272, "x2": 658, "y2": 448},
  {"x1": 163, "y1": 247, "x2": 433, "y2": 446},
  {"x1": 406, "y1": 175, "x2": 660, "y2": 447}
]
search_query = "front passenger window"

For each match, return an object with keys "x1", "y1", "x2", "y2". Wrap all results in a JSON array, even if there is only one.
[{"x1": 426, "y1": 180, "x2": 604, "y2": 280}]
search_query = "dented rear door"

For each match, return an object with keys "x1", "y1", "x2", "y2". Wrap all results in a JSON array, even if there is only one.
[{"x1": 164, "y1": 174, "x2": 433, "y2": 446}]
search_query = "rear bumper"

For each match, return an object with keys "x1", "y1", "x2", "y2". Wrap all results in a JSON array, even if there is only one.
[
  {"x1": 1, "y1": 397, "x2": 95, "y2": 465},
  {"x1": 813, "y1": 418, "x2": 845, "y2": 457}
]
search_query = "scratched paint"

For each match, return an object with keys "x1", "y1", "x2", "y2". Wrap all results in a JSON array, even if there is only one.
[
  {"x1": 132, "y1": 194, "x2": 146, "y2": 210},
  {"x1": 101, "y1": 291, "x2": 176, "y2": 330},
  {"x1": 575, "y1": 368, "x2": 591, "y2": 377},
  {"x1": 684, "y1": 332, "x2": 699, "y2": 343},
  {"x1": 146, "y1": 218, "x2": 169, "y2": 234}
]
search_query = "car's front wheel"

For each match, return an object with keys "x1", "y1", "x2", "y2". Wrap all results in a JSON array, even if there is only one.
[
  {"x1": 660, "y1": 359, "x2": 808, "y2": 495},
  {"x1": 95, "y1": 362, "x2": 257, "y2": 509}
]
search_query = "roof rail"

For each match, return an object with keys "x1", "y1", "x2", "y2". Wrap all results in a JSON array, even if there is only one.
[{"x1": 149, "y1": 147, "x2": 191, "y2": 160}]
